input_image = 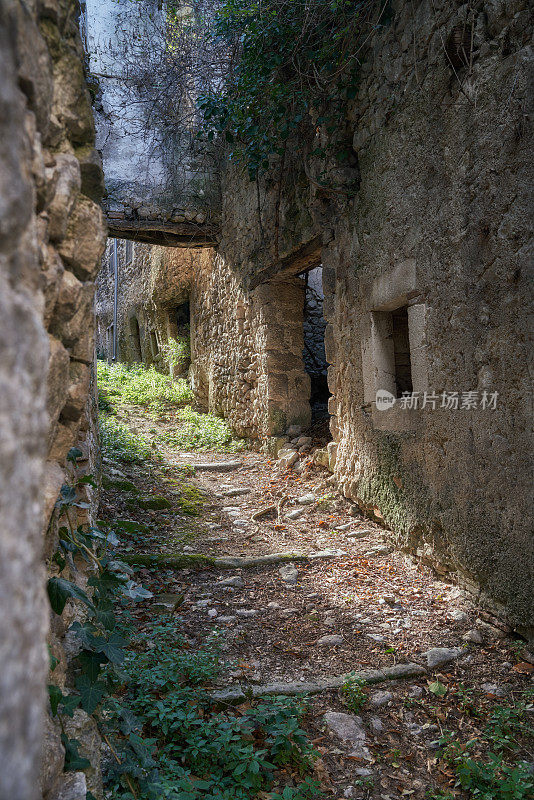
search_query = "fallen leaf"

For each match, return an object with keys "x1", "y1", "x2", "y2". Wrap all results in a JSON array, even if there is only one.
[{"x1": 512, "y1": 662, "x2": 534, "y2": 674}]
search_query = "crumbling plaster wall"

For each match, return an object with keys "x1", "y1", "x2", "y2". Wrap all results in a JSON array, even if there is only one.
[
  {"x1": 211, "y1": 0, "x2": 534, "y2": 632},
  {"x1": 0, "y1": 1, "x2": 106, "y2": 798}
]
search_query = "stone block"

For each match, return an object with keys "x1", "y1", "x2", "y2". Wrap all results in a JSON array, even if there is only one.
[
  {"x1": 57, "y1": 195, "x2": 106, "y2": 281},
  {"x1": 47, "y1": 154, "x2": 81, "y2": 242},
  {"x1": 46, "y1": 335, "x2": 70, "y2": 431}
]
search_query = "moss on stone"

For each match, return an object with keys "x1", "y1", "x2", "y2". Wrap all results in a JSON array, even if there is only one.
[
  {"x1": 102, "y1": 476, "x2": 139, "y2": 494},
  {"x1": 136, "y1": 495, "x2": 173, "y2": 510},
  {"x1": 122, "y1": 553, "x2": 216, "y2": 569}
]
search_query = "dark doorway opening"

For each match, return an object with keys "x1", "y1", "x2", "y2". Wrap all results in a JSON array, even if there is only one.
[
  {"x1": 175, "y1": 301, "x2": 190, "y2": 329},
  {"x1": 301, "y1": 266, "x2": 330, "y2": 425},
  {"x1": 391, "y1": 306, "x2": 413, "y2": 397},
  {"x1": 130, "y1": 317, "x2": 142, "y2": 362}
]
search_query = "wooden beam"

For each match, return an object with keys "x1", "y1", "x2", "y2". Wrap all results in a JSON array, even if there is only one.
[{"x1": 106, "y1": 218, "x2": 220, "y2": 248}]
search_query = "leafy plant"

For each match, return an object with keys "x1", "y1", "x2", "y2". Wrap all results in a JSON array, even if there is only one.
[
  {"x1": 341, "y1": 673, "x2": 367, "y2": 712},
  {"x1": 161, "y1": 334, "x2": 191, "y2": 373},
  {"x1": 105, "y1": 619, "x2": 320, "y2": 799},
  {"x1": 161, "y1": 405, "x2": 245, "y2": 452},
  {"x1": 99, "y1": 412, "x2": 158, "y2": 463},
  {"x1": 47, "y1": 468, "x2": 153, "y2": 783}
]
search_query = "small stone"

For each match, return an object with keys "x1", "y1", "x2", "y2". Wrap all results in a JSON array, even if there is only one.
[
  {"x1": 267, "y1": 601, "x2": 280, "y2": 609},
  {"x1": 409, "y1": 685, "x2": 423, "y2": 698},
  {"x1": 481, "y1": 682, "x2": 506, "y2": 697},
  {"x1": 279, "y1": 564, "x2": 298, "y2": 584},
  {"x1": 222, "y1": 487, "x2": 251, "y2": 497},
  {"x1": 369, "y1": 690, "x2": 392, "y2": 708},
  {"x1": 323, "y1": 712, "x2": 371, "y2": 760},
  {"x1": 317, "y1": 634, "x2": 344, "y2": 646},
  {"x1": 297, "y1": 493, "x2": 316, "y2": 505},
  {"x1": 369, "y1": 716, "x2": 384, "y2": 735},
  {"x1": 295, "y1": 436, "x2": 312, "y2": 447},
  {"x1": 423, "y1": 647, "x2": 463, "y2": 668},
  {"x1": 366, "y1": 633, "x2": 385, "y2": 643},
  {"x1": 286, "y1": 508, "x2": 305, "y2": 520},
  {"x1": 279, "y1": 451, "x2": 299, "y2": 470},
  {"x1": 219, "y1": 575, "x2": 244, "y2": 588},
  {"x1": 382, "y1": 595, "x2": 397, "y2": 606},
  {"x1": 450, "y1": 610, "x2": 468, "y2": 622},
  {"x1": 207, "y1": 609, "x2": 217, "y2": 618},
  {"x1": 463, "y1": 629, "x2": 483, "y2": 644},
  {"x1": 236, "y1": 609, "x2": 258, "y2": 618},
  {"x1": 217, "y1": 616, "x2": 237, "y2": 624}
]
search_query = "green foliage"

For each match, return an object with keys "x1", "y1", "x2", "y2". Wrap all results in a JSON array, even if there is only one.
[
  {"x1": 341, "y1": 673, "x2": 367, "y2": 713},
  {"x1": 47, "y1": 478, "x2": 153, "y2": 778},
  {"x1": 161, "y1": 335, "x2": 191, "y2": 373},
  {"x1": 162, "y1": 405, "x2": 245, "y2": 452},
  {"x1": 99, "y1": 413, "x2": 158, "y2": 463},
  {"x1": 199, "y1": 0, "x2": 377, "y2": 181},
  {"x1": 105, "y1": 619, "x2": 320, "y2": 799},
  {"x1": 433, "y1": 691, "x2": 534, "y2": 800},
  {"x1": 97, "y1": 360, "x2": 193, "y2": 411}
]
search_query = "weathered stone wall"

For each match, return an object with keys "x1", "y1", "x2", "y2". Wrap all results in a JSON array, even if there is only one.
[
  {"x1": 200, "y1": 0, "x2": 534, "y2": 634},
  {"x1": 0, "y1": 1, "x2": 106, "y2": 797},
  {"x1": 94, "y1": 0, "x2": 533, "y2": 636},
  {"x1": 96, "y1": 241, "x2": 312, "y2": 437}
]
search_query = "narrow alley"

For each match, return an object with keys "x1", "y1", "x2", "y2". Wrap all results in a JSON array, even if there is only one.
[
  {"x1": 1, "y1": 2, "x2": 532, "y2": 799},
  {"x1": 95, "y1": 362, "x2": 533, "y2": 799}
]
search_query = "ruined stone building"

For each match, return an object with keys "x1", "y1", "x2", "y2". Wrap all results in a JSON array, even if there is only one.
[{"x1": 0, "y1": 0, "x2": 532, "y2": 798}]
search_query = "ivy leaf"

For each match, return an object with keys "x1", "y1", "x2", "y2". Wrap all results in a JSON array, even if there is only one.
[
  {"x1": 70, "y1": 621, "x2": 106, "y2": 653},
  {"x1": 60, "y1": 694, "x2": 81, "y2": 717},
  {"x1": 61, "y1": 734, "x2": 90, "y2": 771},
  {"x1": 78, "y1": 650, "x2": 107, "y2": 681},
  {"x1": 67, "y1": 447, "x2": 83, "y2": 463},
  {"x1": 121, "y1": 580, "x2": 153, "y2": 601},
  {"x1": 428, "y1": 680, "x2": 448, "y2": 697},
  {"x1": 57, "y1": 484, "x2": 76, "y2": 506},
  {"x1": 48, "y1": 684, "x2": 63, "y2": 716},
  {"x1": 100, "y1": 632, "x2": 127, "y2": 664},
  {"x1": 77, "y1": 474, "x2": 96, "y2": 487},
  {"x1": 75, "y1": 675, "x2": 106, "y2": 714},
  {"x1": 47, "y1": 577, "x2": 95, "y2": 616},
  {"x1": 95, "y1": 607, "x2": 116, "y2": 631}
]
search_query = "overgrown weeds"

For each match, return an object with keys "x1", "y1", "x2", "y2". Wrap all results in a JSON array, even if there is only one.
[
  {"x1": 98, "y1": 360, "x2": 193, "y2": 411},
  {"x1": 97, "y1": 360, "x2": 245, "y2": 453},
  {"x1": 105, "y1": 618, "x2": 321, "y2": 799},
  {"x1": 429, "y1": 689, "x2": 534, "y2": 800},
  {"x1": 99, "y1": 413, "x2": 159, "y2": 464}
]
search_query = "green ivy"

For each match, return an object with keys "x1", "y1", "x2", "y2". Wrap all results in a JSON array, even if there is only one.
[{"x1": 198, "y1": 0, "x2": 379, "y2": 180}]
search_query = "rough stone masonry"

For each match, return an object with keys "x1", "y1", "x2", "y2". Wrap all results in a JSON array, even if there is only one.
[{"x1": 0, "y1": 1, "x2": 106, "y2": 798}]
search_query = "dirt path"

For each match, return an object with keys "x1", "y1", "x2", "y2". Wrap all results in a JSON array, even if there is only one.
[{"x1": 100, "y1": 405, "x2": 534, "y2": 799}]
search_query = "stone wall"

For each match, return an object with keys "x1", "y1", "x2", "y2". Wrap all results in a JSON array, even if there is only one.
[
  {"x1": 94, "y1": 0, "x2": 533, "y2": 637},
  {"x1": 0, "y1": 1, "x2": 106, "y2": 797}
]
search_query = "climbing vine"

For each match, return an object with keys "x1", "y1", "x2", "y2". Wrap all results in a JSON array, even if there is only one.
[{"x1": 198, "y1": 0, "x2": 384, "y2": 180}]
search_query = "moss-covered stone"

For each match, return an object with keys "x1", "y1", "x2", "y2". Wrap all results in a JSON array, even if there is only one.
[{"x1": 136, "y1": 495, "x2": 173, "y2": 510}]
